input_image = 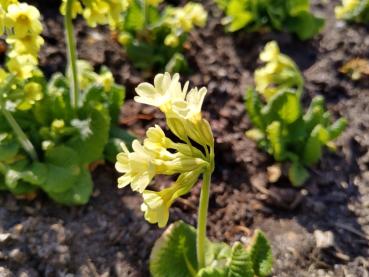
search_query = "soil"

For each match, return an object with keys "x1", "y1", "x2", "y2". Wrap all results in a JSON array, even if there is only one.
[{"x1": 1, "y1": 0, "x2": 369, "y2": 276}]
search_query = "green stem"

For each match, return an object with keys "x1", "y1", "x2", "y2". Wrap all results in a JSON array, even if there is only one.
[
  {"x1": 64, "y1": 0, "x2": 79, "y2": 110},
  {"x1": 196, "y1": 167, "x2": 212, "y2": 269},
  {"x1": 1, "y1": 108, "x2": 38, "y2": 161}
]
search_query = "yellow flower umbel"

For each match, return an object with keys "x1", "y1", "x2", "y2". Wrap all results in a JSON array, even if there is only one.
[
  {"x1": 116, "y1": 73, "x2": 215, "y2": 228},
  {"x1": 254, "y1": 41, "x2": 303, "y2": 101},
  {"x1": 164, "y1": 3, "x2": 207, "y2": 47},
  {"x1": 60, "y1": 0, "x2": 129, "y2": 30},
  {"x1": 0, "y1": 1, "x2": 44, "y2": 79},
  {"x1": 335, "y1": 0, "x2": 369, "y2": 22}
]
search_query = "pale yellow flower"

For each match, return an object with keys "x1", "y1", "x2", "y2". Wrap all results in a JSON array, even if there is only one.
[
  {"x1": 141, "y1": 170, "x2": 201, "y2": 228},
  {"x1": 6, "y1": 54, "x2": 37, "y2": 79},
  {"x1": 116, "y1": 140, "x2": 157, "y2": 193},
  {"x1": 60, "y1": 0, "x2": 83, "y2": 18},
  {"x1": 17, "y1": 81, "x2": 43, "y2": 110},
  {"x1": 6, "y1": 34, "x2": 44, "y2": 57},
  {"x1": 255, "y1": 41, "x2": 303, "y2": 101},
  {"x1": 134, "y1": 72, "x2": 186, "y2": 113},
  {"x1": 335, "y1": 0, "x2": 361, "y2": 19},
  {"x1": 5, "y1": 3, "x2": 42, "y2": 39}
]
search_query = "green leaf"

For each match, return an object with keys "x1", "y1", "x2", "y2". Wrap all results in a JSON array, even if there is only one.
[
  {"x1": 227, "y1": 242, "x2": 254, "y2": 277},
  {"x1": 47, "y1": 168, "x2": 93, "y2": 205},
  {"x1": 302, "y1": 126, "x2": 324, "y2": 166},
  {"x1": 0, "y1": 135, "x2": 19, "y2": 162},
  {"x1": 288, "y1": 161, "x2": 309, "y2": 187},
  {"x1": 104, "y1": 127, "x2": 135, "y2": 163},
  {"x1": 150, "y1": 221, "x2": 198, "y2": 277},
  {"x1": 43, "y1": 146, "x2": 81, "y2": 193},
  {"x1": 248, "y1": 230, "x2": 273, "y2": 277},
  {"x1": 123, "y1": 0, "x2": 145, "y2": 31},
  {"x1": 263, "y1": 90, "x2": 301, "y2": 125},
  {"x1": 285, "y1": 11, "x2": 324, "y2": 40},
  {"x1": 67, "y1": 104, "x2": 110, "y2": 164},
  {"x1": 266, "y1": 121, "x2": 284, "y2": 161},
  {"x1": 328, "y1": 118, "x2": 347, "y2": 140},
  {"x1": 245, "y1": 89, "x2": 265, "y2": 130}
]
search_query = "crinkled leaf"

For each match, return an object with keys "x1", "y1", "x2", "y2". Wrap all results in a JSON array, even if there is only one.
[
  {"x1": 150, "y1": 221, "x2": 198, "y2": 277},
  {"x1": 266, "y1": 121, "x2": 284, "y2": 161},
  {"x1": 245, "y1": 89, "x2": 265, "y2": 130},
  {"x1": 227, "y1": 242, "x2": 254, "y2": 277},
  {"x1": 263, "y1": 90, "x2": 301, "y2": 125},
  {"x1": 248, "y1": 230, "x2": 273, "y2": 277}
]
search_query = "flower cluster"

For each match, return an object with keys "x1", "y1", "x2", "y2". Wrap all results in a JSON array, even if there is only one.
[
  {"x1": 254, "y1": 41, "x2": 303, "y2": 101},
  {"x1": 164, "y1": 3, "x2": 207, "y2": 47},
  {"x1": 0, "y1": 0, "x2": 44, "y2": 79},
  {"x1": 60, "y1": 0, "x2": 129, "y2": 30},
  {"x1": 116, "y1": 73, "x2": 214, "y2": 227},
  {"x1": 335, "y1": 0, "x2": 369, "y2": 22}
]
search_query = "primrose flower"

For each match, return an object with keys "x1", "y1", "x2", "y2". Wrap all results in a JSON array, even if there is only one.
[
  {"x1": 6, "y1": 34, "x2": 44, "y2": 57},
  {"x1": 116, "y1": 140, "x2": 157, "y2": 193},
  {"x1": 60, "y1": 0, "x2": 83, "y2": 18},
  {"x1": 335, "y1": 0, "x2": 362, "y2": 19},
  {"x1": 255, "y1": 41, "x2": 303, "y2": 101},
  {"x1": 135, "y1": 72, "x2": 185, "y2": 113},
  {"x1": 5, "y1": 3, "x2": 42, "y2": 39},
  {"x1": 16, "y1": 81, "x2": 43, "y2": 110},
  {"x1": 0, "y1": 0, "x2": 18, "y2": 10},
  {"x1": 141, "y1": 170, "x2": 201, "y2": 228},
  {"x1": 116, "y1": 73, "x2": 214, "y2": 228},
  {"x1": 6, "y1": 54, "x2": 37, "y2": 79}
]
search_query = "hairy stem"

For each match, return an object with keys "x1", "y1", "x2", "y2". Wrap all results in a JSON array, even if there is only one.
[
  {"x1": 64, "y1": 0, "x2": 79, "y2": 110},
  {"x1": 196, "y1": 169, "x2": 211, "y2": 269},
  {"x1": 1, "y1": 108, "x2": 38, "y2": 161}
]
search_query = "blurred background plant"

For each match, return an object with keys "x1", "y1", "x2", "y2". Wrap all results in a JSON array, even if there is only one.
[
  {"x1": 335, "y1": 0, "x2": 369, "y2": 22},
  {"x1": 116, "y1": 0, "x2": 207, "y2": 73},
  {"x1": 245, "y1": 41, "x2": 347, "y2": 186},
  {"x1": 0, "y1": 0, "x2": 132, "y2": 204},
  {"x1": 215, "y1": 0, "x2": 325, "y2": 40}
]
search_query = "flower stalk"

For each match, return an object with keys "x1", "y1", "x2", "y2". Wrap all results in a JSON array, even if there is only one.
[{"x1": 64, "y1": 0, "x2": 79, "y2": 110}]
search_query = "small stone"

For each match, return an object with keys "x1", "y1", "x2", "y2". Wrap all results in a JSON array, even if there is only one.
[
  {"x1": 0, "y1": 267, "x2": 13, "y2": 277},
  {"x1": 0, "y1": 233, "x2": 11, "y2": 243},
  {"x1": 9, "y1": 248, "x2": 26, "y2": 263},
  {"x1": 314, "y1": 230, "x2": 335, "y2": 249}
]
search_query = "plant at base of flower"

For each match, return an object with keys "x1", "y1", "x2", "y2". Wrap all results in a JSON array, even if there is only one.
[
  {"x1": 216, "y1": 0, "x2": 324, "y2": 40},
  {"x1": 245, "y1": 41, "x2": 347, "y2": 187},
  {"x1": 115, "y1": 73, "x2": 273, "y2": 276},
  {"x1": 335, "y1": 0, "x2": 369, "y2": 22},
  {"x1": 116, "y1": 1, "x2": 207, "y2": 72}
]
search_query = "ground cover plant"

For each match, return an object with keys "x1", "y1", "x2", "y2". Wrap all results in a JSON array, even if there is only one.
[
  {"x1": 0, "y1": 0, "x2": 368, "y2": 276},
  {"x1": 335, "y1": 0, "x2": 369, "y2": 22},
  {"x1": 245, "y1": 41, "x2": 347, "y2": 186},
  {"x1": 116, "y1": 0, "x2": 207, "y2": 72},
  {"x1": 216, "y1": 0, "x2": 324, "y2": 40},
  {"x1": 116, "y1": 72, "x2": 273, "y2": 276},
  {"x1": 0, "y1": 0, "x2": 130, "y2": 204}
]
